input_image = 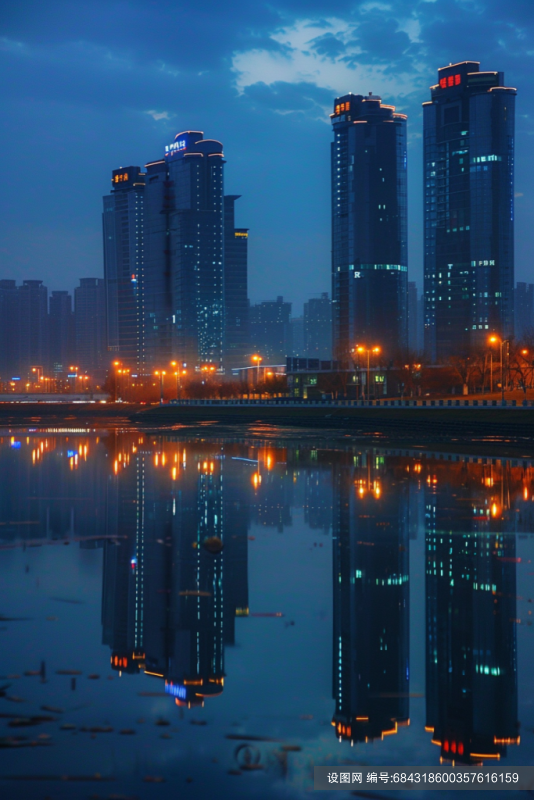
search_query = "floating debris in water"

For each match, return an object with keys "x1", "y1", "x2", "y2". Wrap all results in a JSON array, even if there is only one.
[
  {"x1": 60, "y1": 723, "x2": 76, "y2": 731},
  {"x1": 24, "y1": 670, "x2": 40, "y2": 677},
  {"x1": 155, "y1": 719, "x2": 170, "y2": 727},
  {"x1": 119, "y1": 729, "x2": 136, "y2": 735},
  {"x1": 202, "y1": 536, "x2": 223, "y2": 554},
  {"x1": 143, "y1": 776, "x2": 166, "y2": 783},
  {"x1": 79, "y1": 726, "x2": 114, "y2": 734},
  {"x1": 56, "y1": 669, "x2": 82, "y2": 675},
  {"x1": 45, "y1": 616, "x2": 58, "y2": 621},
  {"x1": 250, "y1": 612, "x2": 284, "y2": 618},
  {"x1": 87, "y1": 674, "x2": 100, "y2": 680},
  {"x1": 190, "y1": 719, "x2": 207, "y2": 726},
  {"x1": 8, "y1": 715, "x2": 57, "y2": 728},
  {"x1": 41, "y1": 705, "x2": 64, "y2": 714},
  {"x1": 5, "y1": 695, "x2": 25, "y2": 703},
  {"x1": 49, "y1": 597, "x2": 84, "y2": 605}
]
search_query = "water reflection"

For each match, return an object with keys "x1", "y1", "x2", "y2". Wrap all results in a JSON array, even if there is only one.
[
  {"x1": 424, "y1": 461, "x2": 520, "y2": 764},
  {"x1": 332, "y1": 454, "x2": 410, "y2": 744},
  {"x1": 102, "y1": 447, "x2": 250, "y2": 707},
  {"x1": 0, "y1": 431, "x2": 532, "y2": 791}
]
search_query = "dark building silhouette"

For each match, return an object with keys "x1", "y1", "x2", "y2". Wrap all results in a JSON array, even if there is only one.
[
  {"x1": 75, "y1": 278, "x2": 106, "y2": 378},
  {"x1": 17, "y1": 280, "x2": 48, "y2": 379},
  {"x1": 332, "y1": 454, "x2": 410, "y2": 744},
  {"x1": 423, "y1": 62, "x2": 516, "y2": 361},
  {"x1": 408, "y1": 281, "x2": 420, "y2": 352},
  {"x1": 289, "y1": 316, "x2": 305, "y2": 357},
  {"x1": 103, "y1": 167, "x2": 146, "y2": 370},
  {"x1": 0, "y1": 280, "x2": 20, "y2": 379},
  {"x1": 424, "y1": 464, "x2": 519, "y2": 764},
  {"x1": 515, "y1": 282, "x2": 534, "y2": 339},
  {"x1": 331, "y1": 93, "x2": 408, "y2": 361},
  {"x1": 304, "y1": 293, "x2": 332, "y2": 360},
  {"x1": 49, "y1": 290, "x2": 74, "y2": 377},
  {"x1": 224, "y1": 195, "x2": 249, "y2": 372},
  {"x1": 250, "y1": 296, "x2": 292, "y2": 364}
]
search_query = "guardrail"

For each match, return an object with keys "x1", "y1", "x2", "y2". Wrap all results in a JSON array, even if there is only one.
[{"x1": 164, "y1": 397, "x2": 534, "y2": 409}]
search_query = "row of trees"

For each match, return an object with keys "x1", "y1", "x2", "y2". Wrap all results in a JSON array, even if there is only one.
[{"x1": 388, "y1": 336, "x2": 534, "y2": 397}]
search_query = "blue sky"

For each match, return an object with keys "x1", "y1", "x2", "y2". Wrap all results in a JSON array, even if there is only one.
[{"x1": 1, "y1": 0, "x2": 533, "y2": 312}]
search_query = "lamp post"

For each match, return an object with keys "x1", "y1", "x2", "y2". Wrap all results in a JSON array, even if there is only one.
[
  {"x1": 355, "y1": 346, "x2": 381, "y2": 401},
  {"x1": 113, "y1": 361, "x2": 121, "y2": 402},
  {"x1": 489, "y1": 336, "x2": 509, "y2": 402},
  {"x1": 154, "y1": 370, "x2": 166, "y2": 404},
  {"x1": 252, "y1": 355, "x2": 263, "y2": 395}
]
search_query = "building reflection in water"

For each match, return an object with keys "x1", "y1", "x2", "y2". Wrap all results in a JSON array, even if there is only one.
[
  {"x1": 332, "y1": 452, "x2": 411, "y2": 744},
  {"x1": 424, "y1": 461, "x2": 520, "y2": 764},
  {"x1": 101, "y1": 442, "x2": 250, "y2": 707},
  {"x1": 3, "y1": 432, "x2": 524, "y2": 757}
]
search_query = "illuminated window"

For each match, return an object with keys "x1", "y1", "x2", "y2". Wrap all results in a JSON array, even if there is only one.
[
  {"x1": 447, "y1": 75, "x2": 454, "y2": 87},
  {"x1": 439, "y1": 78, "x2": 447, "y2": 89},
  {"x1": 455, "y1": 74, "x2": 461, "y2": 86},
  {"x1": 335, "y1": 105, "x2": 340, "y2": 114}
]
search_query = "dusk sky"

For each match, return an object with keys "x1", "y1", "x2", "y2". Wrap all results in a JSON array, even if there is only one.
[{"x1": 2, "y1": 0, "x2": 533, "y2": 313}]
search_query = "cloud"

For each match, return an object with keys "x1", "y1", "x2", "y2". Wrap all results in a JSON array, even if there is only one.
[
  {"x1": 242, "y1": 80, "x2": 334, "y2": 114},
  {"x1": 145, "y1": 109, "x2": 173, "y2": 121}
]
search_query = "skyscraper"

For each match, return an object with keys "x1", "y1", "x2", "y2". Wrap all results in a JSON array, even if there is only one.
[
  {"x1": 103, "y1": 167, "x2": 146, "y2": 369},
  {"x1": 105, "y1": 133, "x2": 247, "y2": 375},
  {"x1": 515, "y1": 282, "x2": 534, "y2": 339},
  {"x1": 331, "y1": 93, "x2": 408, "y2": 361},
  {"x1": 144, "y1": 131, "x2": 225, "y2": 372},
  {"x1": 74, "y1": 278, "x2": 106, "y2": 378},
  {"x1": 49, "y1": 290, "x2": 74, "y2": 377},
  {"x1": 423, "y1": 62, "x2": 516, "y2": 361},
  {"x1": 407, "y1": 281, "x2": 419, "y2": 352},
  {"x1": 224, "y1": 195, "x2": 249, "y2": 371}
]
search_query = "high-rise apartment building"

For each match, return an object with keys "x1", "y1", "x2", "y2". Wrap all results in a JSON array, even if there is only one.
[
  {"x1": 224, "y1": 195, "x2": 249, "y2": 371},
  {"x1": 515, "y1": 282, "x2": 534, "y2": 339},
  {"x1": 423, "y1": 62, "x2": 516, "y2": 361},
  {"x1": 49, "y1": 290, "x2": 74, "y2": 376},
  {"x1": 407, "y1": 281, "x2": 419, "y2": 352},
  {"x1": 104, "y1": 133, "x2": 247, "y2": 375},
  {"x1": 103, "y1": 167, "x2": 145, "y2": 369},
  {"x1": 75, "y1": 278, "x2": 106, "y2": 377},
  {"x1": 250, "y1": 296, "x2": 292, "y2": 363},
  {"x1": 144, "y1": 131, "x2": 225, "y2": 371},
  {"x1": 0, "y1": 280, "x2": 19, "y2": 380},
  {"x1": 304, "y1": 292, "x2": 332, "y2": 360},
  {"x1": 17, "y1": 280, "x2": 48, "y2": 378},
  {"x1": 331, "y1": 93, "x2": 408, "y2": 361}
]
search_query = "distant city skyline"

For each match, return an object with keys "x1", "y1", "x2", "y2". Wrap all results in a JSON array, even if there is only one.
[{"x1": 2, "y1": 1, "x2": 534, "y2": 311}]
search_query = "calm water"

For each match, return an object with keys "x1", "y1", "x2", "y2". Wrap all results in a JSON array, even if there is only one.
[{"x1": 1, "y1": 430, "x2": 533, "y2": 799}]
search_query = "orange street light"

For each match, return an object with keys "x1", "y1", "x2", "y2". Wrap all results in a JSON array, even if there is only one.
[
  {"x1": 252, "y1": 354, "x2": 263, "y2": 388},
  {"x1": 488, "y1": 335, "x2": 509, "y2": 401},
  {"x1": 354, "y1": 345, "x2": 381, "y2": 401}
]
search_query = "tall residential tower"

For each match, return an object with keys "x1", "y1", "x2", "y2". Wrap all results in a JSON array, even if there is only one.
[
  {"x1": 331, "y1": 93, "x2": 408, "y2": 361},
  {"x1": 423, "y1": 62, "x2": 516, "y2": 361}
]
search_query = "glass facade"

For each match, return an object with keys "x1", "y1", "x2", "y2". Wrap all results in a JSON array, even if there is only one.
[
  {"x1": 423, "y1": 62, "x2": 516, "y2": 361},
  {"x1": 331, "y1": 94, "x2": 408, "y2": 361}
]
